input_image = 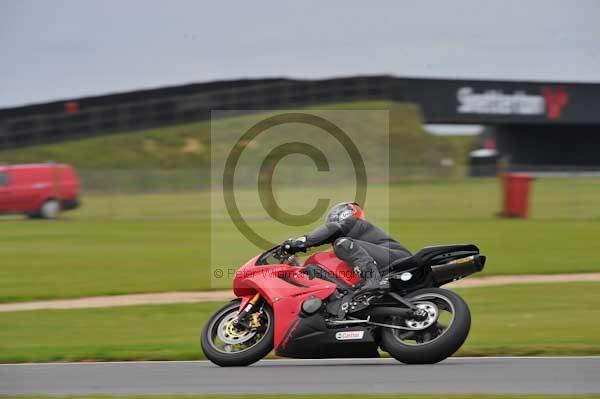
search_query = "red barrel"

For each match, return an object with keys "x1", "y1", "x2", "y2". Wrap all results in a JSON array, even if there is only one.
[{"x1": 501, "y1": 173, "x2": 534, "y2": 218}]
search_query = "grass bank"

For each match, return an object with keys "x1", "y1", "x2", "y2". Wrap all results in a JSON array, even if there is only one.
[{"x1": 2, "y1": 395, "x2": 600, "y2": 399}]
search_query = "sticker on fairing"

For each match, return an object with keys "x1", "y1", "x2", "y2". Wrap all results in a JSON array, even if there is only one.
[{"x1": 335, "y1": 330, "x2": 365, "y2": 340}]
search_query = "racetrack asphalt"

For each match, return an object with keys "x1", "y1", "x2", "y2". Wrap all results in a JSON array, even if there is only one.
[{"x1": 1, "y1": 357, "x2": 599, "y2": 395}]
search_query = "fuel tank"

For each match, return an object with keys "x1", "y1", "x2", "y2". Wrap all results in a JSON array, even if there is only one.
[{"x1": 303, "y1": 250, "x2": 363, "y2": 287}]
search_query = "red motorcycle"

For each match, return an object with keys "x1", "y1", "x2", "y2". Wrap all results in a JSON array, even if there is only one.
[{"x1": 201, "y1": 243, "x2": 485, "y2": 366}]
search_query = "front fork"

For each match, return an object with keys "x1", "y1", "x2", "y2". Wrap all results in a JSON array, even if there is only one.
[{"x1": 235, "y1": 292, "x2": 261, "y2": 329}]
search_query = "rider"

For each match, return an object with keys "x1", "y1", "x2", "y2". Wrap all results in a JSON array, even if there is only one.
[{"x1": 282, "y1": 202, "x2": 411, "y2": 291}]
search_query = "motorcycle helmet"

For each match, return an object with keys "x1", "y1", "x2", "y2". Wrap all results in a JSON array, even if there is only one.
[{"x1": 325, "y1": 202, "x2": 365, "y2": 223}]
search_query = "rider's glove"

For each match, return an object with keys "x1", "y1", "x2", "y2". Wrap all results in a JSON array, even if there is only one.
[{"x1": 281, "y1": 236, "x2": 307, "y2": 254}]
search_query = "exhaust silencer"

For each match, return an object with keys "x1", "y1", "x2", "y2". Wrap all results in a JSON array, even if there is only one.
[{"x1": 430, "y1": 255, "x2": 486, "y2": 284}]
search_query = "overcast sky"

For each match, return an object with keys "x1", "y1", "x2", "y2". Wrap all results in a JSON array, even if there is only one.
[{"x1": 1, "y1": 0, "x2": 599, "y2": 108}]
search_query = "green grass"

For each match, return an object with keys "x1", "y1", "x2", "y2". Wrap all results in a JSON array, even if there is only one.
[
  {"x1": 1, "y1": 218, "x2": 598, "y2": 302},
  {"x1": 1, "y1": 178, "x2": 599, "y2": 302},
  {"x1": 2, "y1": 395, "x2": 599, "y2": 399},
  {"x1": 3, "y1": 396, "x2": 600, "y2": 399},
  {"x1": 0, "y1": 219, "x2": 208, "y2": 302},
  {"x1": 1, "y1": 282, "x2": 599, "y2": 363}
]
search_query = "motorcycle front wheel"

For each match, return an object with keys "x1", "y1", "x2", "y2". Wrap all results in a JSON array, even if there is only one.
[
  {"x1": 201, "y1": 299, "x2": 274, "y2": 367},
  {"x1": 381, "y1": 287, "x2": 471, "y2": 364}
]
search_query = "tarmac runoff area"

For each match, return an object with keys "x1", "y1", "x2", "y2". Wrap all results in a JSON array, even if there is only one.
[{"x1": 1, "y1": 357, "x2": 599, "y2": 395}]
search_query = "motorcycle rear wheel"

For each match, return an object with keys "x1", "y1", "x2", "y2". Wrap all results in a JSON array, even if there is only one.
[
  {"x1": 381, "y1": 287, "x2": 471, "y2": 364},
  {"x1": 201, "y1": 299, "x2": 274, "y2": 367}
]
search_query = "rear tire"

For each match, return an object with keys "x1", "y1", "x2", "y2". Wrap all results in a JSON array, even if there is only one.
[
  {"x1": 381, "y1": 288, "x2": 471, "y2": 364},
  {"x1": 201, "y1": 299, "x2": 274, "y2": 367},
  {"x1": 40, "y1": 199, "x2": 60, "y2": 219}
]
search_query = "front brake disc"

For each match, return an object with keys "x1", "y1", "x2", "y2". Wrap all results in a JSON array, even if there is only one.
[{"x1": 216, "y1": 313, "x2": 257, "y2": 345}]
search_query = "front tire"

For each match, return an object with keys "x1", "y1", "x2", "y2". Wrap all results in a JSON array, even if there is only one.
[
  {"x1": 201, "y1": 299, "x2": 274, "y2": 367},
  {"x1": 381, "y1": 288, "x2": 471, "y2": 364}
]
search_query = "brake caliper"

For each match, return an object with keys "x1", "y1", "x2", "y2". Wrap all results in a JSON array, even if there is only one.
[{"x1": 249, "y1": 312, "x2": 263, "y2": 329}]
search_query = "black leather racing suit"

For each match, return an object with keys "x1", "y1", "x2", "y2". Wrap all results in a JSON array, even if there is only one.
[{"x1": 303, "y1": 217, "x2": 411, "y2": 279}]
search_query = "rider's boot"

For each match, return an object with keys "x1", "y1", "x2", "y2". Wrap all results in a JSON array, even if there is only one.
[{"x1": 355, "y1": 261, "x2": 389, "y2": 294}]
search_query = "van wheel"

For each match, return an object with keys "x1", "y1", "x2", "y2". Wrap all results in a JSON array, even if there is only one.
[{"x1": 40, "y1": 200, "x2": 60, "y2": 219}]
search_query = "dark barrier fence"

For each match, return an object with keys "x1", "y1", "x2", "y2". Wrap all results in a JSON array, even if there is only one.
[
  {"x1": 2, "y1": 75, "x2": 600, "y2": 149},
  {"x1": 0, "y1": 76, "x2": 398, "y2": 149}
]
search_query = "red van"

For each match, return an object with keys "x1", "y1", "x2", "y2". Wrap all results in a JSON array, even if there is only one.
[{"x1": 0, "y1": 163, "x2": 81, "y2": 219}]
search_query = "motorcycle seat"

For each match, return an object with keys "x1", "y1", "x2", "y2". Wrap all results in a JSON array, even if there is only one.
[{"x1": 387, "y1": 243, "x2": 479, "y2": 273}]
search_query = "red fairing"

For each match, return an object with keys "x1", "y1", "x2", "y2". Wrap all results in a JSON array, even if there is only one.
[
  {"x1": 232, "y1": 255, "x2": 336, "y2": 348},
  {"x1": 305, "y1": 250, "x2": 363, "y2": 287}
]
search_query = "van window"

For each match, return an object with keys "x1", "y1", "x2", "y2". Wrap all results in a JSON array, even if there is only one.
[{"x1": 0, "y1": 172, "x2": 7, "y2": 186}]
